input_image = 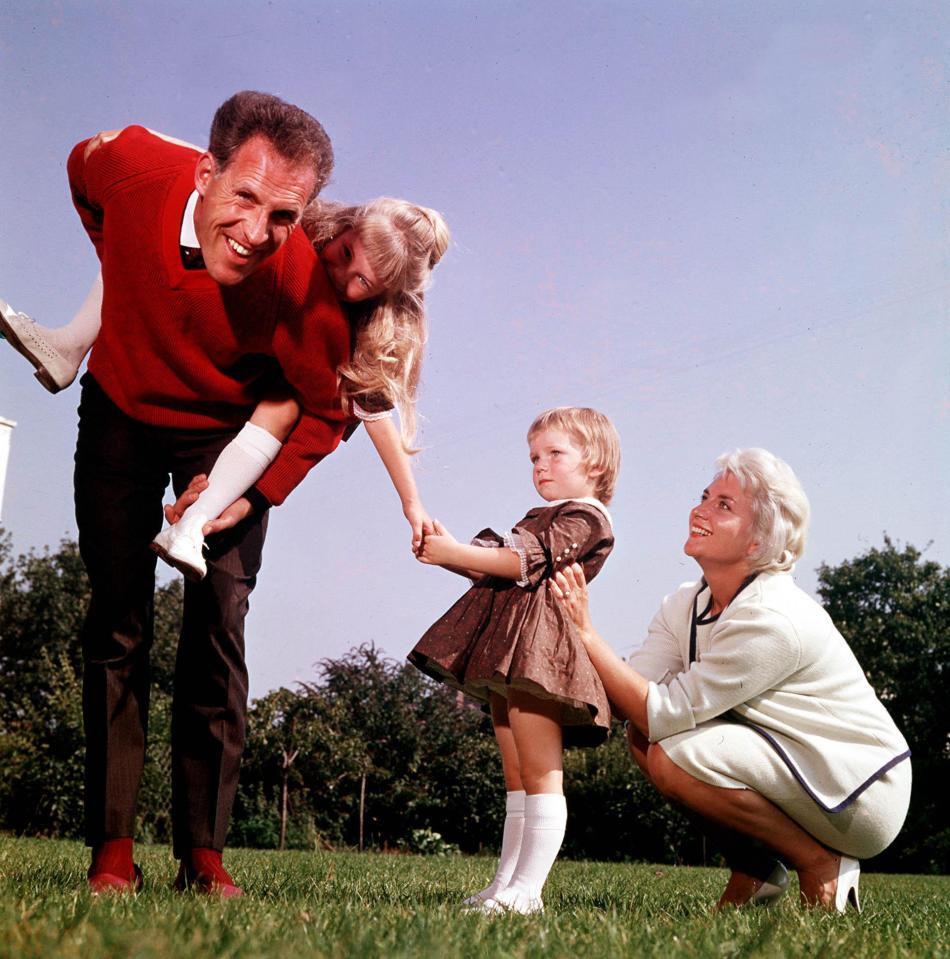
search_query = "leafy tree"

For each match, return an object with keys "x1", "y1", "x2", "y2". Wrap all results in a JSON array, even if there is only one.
[
  {"x1": 296, "y1": 644, "x2": 506, "y2": 851},
  {"x1": 237, "y1": 687, "x2": 326, "y2": 849},
  {"x1": 0, "y1": 533, "x2": 182, "y2": 838},
  {"x1": 235, "y1": 645, "x2": 506, "y2": 852},
  {"x1": 817, "y1": 537, "x2": 950, "y2": 873}
]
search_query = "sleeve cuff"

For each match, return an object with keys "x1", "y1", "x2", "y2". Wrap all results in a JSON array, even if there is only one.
[
  {"x1": 502, "y1": 530, "x2": 531, "y2": 587},
  {"x1": 245, "y1": 486, "x2": 272, "y2": 515},
  {"x1": 352, "y1": 398, "x2": 394, "y2": 422}
]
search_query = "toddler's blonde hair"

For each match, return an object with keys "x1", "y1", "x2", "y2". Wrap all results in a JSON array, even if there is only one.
[{"x1": 527, "y1": 407, "x2": 621, "y2": 504}]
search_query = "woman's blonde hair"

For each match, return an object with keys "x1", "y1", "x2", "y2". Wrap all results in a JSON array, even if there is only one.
[
  {"x1": 302, "y1": 197, "x2": 450, "y2": 451},
  {"x1": 714, "y1": 448, "x2": 811, "y2": 572},
  {"x1": 527, "y1": 407, "x2": 622, "y2": 505}
]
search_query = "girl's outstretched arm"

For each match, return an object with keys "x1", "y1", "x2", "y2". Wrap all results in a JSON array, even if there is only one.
[
  {"x1": 417, "y1": 519, "x2": 521, "y2": 581},
  {"x1": 364, "y1": 417, "x2": 432, "y2": 553}
]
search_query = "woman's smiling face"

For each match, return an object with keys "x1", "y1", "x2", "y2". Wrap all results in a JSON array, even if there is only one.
[{"x1": 684, "y1": 472, "x2": 759, "y2": 570}]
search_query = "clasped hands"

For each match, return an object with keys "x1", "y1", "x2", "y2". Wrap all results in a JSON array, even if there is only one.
[
  {"x1": 414, "y1": 519, "x2": 460, "y2": 566},
  {"x1": 164, "y1": 475, "x2": 251, "y2": 536}
]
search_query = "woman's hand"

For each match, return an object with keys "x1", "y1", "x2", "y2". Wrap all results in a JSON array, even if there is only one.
[
  {"x1": 416, "y1": 519, "x2": 459, "y2": 566},
  {"x1": 551, "y1": 563, "x2": 596, "y2": 641}
]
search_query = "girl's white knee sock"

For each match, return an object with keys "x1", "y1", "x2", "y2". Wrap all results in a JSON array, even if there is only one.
[
  {"x1": 44, "y1": 274, "x2": 104, "y2": 365},
  {"x1": 177, "y1": 422, "x2": 282, "y2": 531}
]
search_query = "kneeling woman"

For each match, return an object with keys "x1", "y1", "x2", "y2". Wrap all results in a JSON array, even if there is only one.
[{"x1": 553, "y1": 448, "x2": 910, "y2": 911}]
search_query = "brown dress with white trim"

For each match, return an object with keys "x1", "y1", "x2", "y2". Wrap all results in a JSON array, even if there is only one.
[{"x1": 408, "y1": 499, "x2": 614, "y2": 746}]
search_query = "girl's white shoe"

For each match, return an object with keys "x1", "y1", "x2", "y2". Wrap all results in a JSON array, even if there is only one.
[
  {"x1": 150, "y1": 516, "x2": 208, "y2": 581},
  {"x1": 834, "y1": 856, "x2": 861, "y2": 913},
  {"x1": 0, "y1": 297, "x2": 80, "y2": 393}
]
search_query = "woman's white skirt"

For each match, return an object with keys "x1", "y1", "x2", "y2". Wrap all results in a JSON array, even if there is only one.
[{"x1": 658, "y1": 718, "x2": 912, "y2": 858}]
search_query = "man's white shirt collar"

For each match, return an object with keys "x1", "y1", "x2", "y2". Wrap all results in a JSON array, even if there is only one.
[{"x1": 180, "y1": 191, "x2": 200, "y2": 247}]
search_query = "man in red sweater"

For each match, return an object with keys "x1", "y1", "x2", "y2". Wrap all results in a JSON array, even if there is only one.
[{"x1": 70, "y1": 91, "x2": 345, "y2": 896}]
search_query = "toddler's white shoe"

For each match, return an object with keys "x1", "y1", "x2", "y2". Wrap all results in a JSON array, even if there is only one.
[
  {"x1": 462, "y1": 882, "x2": 503, "y2": 907},
  {"x1": 150, "y1": 517, "x2": 208, "y2": 582},
  {"x1": 473, "y1": 890, "x2": 543, "y2": 915},
  {"x1": 0, "y1": 297, "x2": 79, "y2": 393}
]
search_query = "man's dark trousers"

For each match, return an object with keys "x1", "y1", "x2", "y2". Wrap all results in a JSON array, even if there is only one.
[{"x1": 74, "y1": 375, "x2": 268, "y2": 856}]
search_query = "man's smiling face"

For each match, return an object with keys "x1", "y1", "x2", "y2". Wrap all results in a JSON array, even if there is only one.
[{"x1": 193, "y1": 135, "x2": 315, "y2": 286}]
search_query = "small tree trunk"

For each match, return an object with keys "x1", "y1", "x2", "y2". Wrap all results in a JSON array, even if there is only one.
[
  {"x1": 278, "y1": 748, "x2": 298, "y2": 851},
  {"x1": 359, "y1": 772, "x2": 367, "y2": 852},
  {"x1": 279, "y1": 768, "x2": 289, "y2": 851}
]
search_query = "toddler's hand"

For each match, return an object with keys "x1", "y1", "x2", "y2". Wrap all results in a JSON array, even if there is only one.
[{"x1": 416, "y1": 519, "x2": 457, "y2": 566}]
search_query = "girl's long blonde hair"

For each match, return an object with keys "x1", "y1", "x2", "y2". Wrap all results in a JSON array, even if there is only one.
[{"x1": 302, "y1": 197, "x2": 450, "y2": 452}]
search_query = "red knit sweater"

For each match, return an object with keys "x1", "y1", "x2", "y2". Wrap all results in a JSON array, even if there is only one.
[{"x1": 68, "y1": 126, "x2": 350, "y2": 506}]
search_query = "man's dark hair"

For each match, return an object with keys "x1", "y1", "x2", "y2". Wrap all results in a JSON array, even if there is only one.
[{"x1": 208, "y1": 91, "x2": 333, "y2": 200}]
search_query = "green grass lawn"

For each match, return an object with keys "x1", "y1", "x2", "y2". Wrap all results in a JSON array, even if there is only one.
[{"x1": 0, "y1": 835, "x2": 946, "y2": 958}]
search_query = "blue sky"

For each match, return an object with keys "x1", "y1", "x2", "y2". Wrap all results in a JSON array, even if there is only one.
[{"x1": 1, "y1": 1, "x2": 947, "y2": 698}]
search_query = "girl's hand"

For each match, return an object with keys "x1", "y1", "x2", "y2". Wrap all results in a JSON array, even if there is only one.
[
  {"x1": 84, "y1": 128, "x2": 124, "y2": 160},
  {"x1": 416, "y1": 519, "x2": 458, "y2": 566},
  {"x1": 551, "y1": 563, "x2": 595, "y2": 640},
  {"x1": 404, "y1": 501, "x2": 434, "y2": 555}
]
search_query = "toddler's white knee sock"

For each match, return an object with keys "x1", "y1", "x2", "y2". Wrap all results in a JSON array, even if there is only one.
[
  {"x1": 463, "y1": 790, "x2": 525, "y2": 904},
  {"x1": 492, "y1": 792, "x2": 566, "y2": 913}
]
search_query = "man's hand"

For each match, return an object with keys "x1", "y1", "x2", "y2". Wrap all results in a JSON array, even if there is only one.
[
  {"x1": 164, "y1": 474, "x2": 208, "y2": 526},
  {"x1": 163, "y1": 476, "x2": 253, "y2": 536},
  {"x1": 202, "y1": 497, "x2": 253, "y2": 535}
]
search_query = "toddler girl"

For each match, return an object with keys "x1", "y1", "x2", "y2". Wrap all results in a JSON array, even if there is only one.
[
  {"x1": 1, "y1": 190, "x2": 449, "y2": 576},
  {"x1": 409, "y1": 406, "x2": 621, "y2": 914}
]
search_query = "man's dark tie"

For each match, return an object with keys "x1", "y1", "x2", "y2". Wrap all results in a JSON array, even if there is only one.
[{"x1": 180, "y1": 245, "x2": 205, "y2": 269}]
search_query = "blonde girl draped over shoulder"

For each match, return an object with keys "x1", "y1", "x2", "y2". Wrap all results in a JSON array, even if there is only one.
[
  {"x1": 302, "y1": 197, "x2": 451, "y2": 452},
  {"x1": 149, "y1": 196, "x2": 451, "y2": 574}
]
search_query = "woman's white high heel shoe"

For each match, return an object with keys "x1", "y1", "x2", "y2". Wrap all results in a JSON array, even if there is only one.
[
  {"x1": 752, "y1": 860, "x2": 789, "y2": 906},
  {"x1": 834, "y1": 856, "x2": 861, "y2": 913}
]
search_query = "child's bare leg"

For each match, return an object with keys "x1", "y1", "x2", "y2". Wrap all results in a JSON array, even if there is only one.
[
  {"x1": 491, "y1": 691, "x2": 523, "y2": 791},
  {"x1": 463, "y1": 693, "x2": 526, "y2": 905},
  {"x1": 507, "y1": 688, "x2": 563, "y2": 793},
  {"x1": 485, "y1": 689, "x2": 565, "y2": 914},
  {"x1": 151, "y1": 394, "x2": 298, "y2": 580},
  {"x1": 0, "y1": 273, "x2": 102, "y2": 392}
]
